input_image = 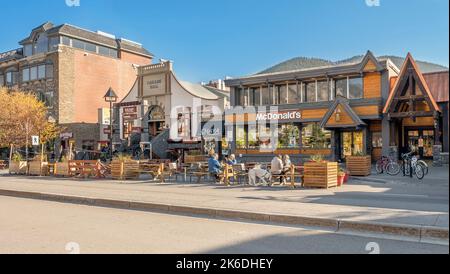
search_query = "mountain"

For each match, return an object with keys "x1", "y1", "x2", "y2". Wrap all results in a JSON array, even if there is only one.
[{"x1": 257, "y1": 55, "x2": 448, "y2": 75}]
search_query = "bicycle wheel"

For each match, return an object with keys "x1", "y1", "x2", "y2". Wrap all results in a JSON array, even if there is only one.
[
  {"x1": 417, "y1": 160, "x2": 429, "y2": 176},
  {"x1": 386, "y1": 162, "x2": 401, "y2": 176},
  {"x1": 375, "y1": 160, "x2": 384, "y2": 174},
  {"x1": 415, "y1": 165, "x2": 425, "y2": 180}
]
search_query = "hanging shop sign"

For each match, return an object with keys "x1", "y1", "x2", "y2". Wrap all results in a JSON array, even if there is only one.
[
  {"x1": 60, "y1": 132, "x2": 73, "y2": 139},
  {"x1": 255, "y1": 111, "x2": 302, "y2": 122},
  {"x1": 122, "y1": 106, "x2": 138, "y2": 121}
]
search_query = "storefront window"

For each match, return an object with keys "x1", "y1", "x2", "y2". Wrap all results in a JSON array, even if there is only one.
[
  {"x1": 349, "y1": 77, "x2": 363, "y2": 99},
  {"x1": 287, "y1": 83, "x2": 298, "y2": 104},
  {"x1": 372, "y1": 132, "x2": 382, "y2": 148},
  {"x1": 259, "y1": 124, "x2": 275, "y2": 150},
  {"x1": 302, "y1": 123, "x2": 331, "y2": 149},
  {"x1": 248, "y1": 125, "x2": 259, "y2": 149},
  {"x1": 236, "y1": 125, "x2": 247, "y2": 149},
  {"x1": 303, "y1": 82, "x2": 316, "y2": 102},
  {"x1": 278, "y1": 84, "x2": 288, "y2": 105},
  {"x1": 176, "y1": 107, "x2": 191, "y2": 139},
  {"x1": 335, "y1": 78, "x2": 347, "y2": 98},
  {"x1": 278, "y1": 124, "x2": 300, "y2": 149},
  {"x1": 317, "y1": 80, "x2": 329, "y2": 102}
]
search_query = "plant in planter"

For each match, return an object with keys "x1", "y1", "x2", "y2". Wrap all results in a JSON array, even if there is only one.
[
  {"x1": 346, "y1": 152, "x2": 372, "y2": 176},
  {"x1": 304, "y1": 155, "x2": 338, "y2": 189},
  {"x1": 308, "y1": 154, "x2": 327, "y2": 163},
  {"x1": 337, "y1": 169, "x2": 346, "y2": 186},
  {"x1": 54, "y1": 156, "x2": 70, "y2": 177},
  {"x1": 111, "y1": 153, "x2": 140, "y2": 180},
  {"x1": 9, "y1": 153, "x2": 28, "y2": 175}
]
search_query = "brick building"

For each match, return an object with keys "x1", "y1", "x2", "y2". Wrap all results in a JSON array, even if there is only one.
[{"x1": 0, "y1": 22, "x2": 153, "y2": 152}]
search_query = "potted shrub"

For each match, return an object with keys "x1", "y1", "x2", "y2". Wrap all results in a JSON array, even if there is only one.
[
  {"x1": 337, "y1": 169, "x2": 346, "y2": 187},
  {"x1": 346, "y1": 152, "x2": 372, "y2": 176},
  {"x1": 111, "y1": 154, "x2": 140, "y2": 180},
  {"x1": 28, "y1": 156, "x2": 49, "y2": 176},
  {"x1": 9, "y1": 153, "x2": 28, "y2": 175},
  {"x1": 54, "y1": 156, "x2": 71, "y2": 177},
  {"x1": 304, "y1": 155, "x2": 338, "y2": 189}
]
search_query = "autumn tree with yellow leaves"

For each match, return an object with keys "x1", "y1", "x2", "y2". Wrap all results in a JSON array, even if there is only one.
[{"x1": 0, "y1": 87, "x2": 61, "y2": 160}]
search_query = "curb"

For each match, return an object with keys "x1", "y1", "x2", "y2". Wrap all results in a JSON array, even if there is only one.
[{"x1": 0, "y1": 188, "x2": 448, "y2": 243}]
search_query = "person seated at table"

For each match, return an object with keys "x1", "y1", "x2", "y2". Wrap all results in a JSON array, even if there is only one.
[
  {"x1": 271, "y1": 155, "x2": 286, "y2": 184},
  {"x1": 283, "y1": 155, "x2": 292, "y2": 172},
  {"x1": 208, "y1": 153, "x2": 223, "y2": 181},
  {"x1": 227, "y1": 154, "x2": 238, "y2": 165}
]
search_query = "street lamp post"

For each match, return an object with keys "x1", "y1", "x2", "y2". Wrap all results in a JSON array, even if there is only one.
[{"x1": 104, "y1": 88, "x2": 118, "y2": 160}]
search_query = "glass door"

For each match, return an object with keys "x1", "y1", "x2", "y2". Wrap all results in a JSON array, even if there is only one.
[
  {"x1": 422, "y1": 130, "x2": 434, "y2": 158},
  {"x1": 405, "y1": 129, "x2": 434, "y2": 159},
  {"x1": 341, "y1": 131, "x2": 364, "y2": 159}
]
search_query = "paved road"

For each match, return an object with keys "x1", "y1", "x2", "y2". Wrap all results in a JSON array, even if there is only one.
[
  {"x1": 0, "y1": 174, "x2": 447, "y2": 228},
  {"x1": 0, "y1": 196, "x2": 447, "y2": 254}
]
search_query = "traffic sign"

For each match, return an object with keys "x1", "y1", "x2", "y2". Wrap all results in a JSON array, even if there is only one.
[{"x1": 32, "y1": 136, "x2": 40, "y2": 146}]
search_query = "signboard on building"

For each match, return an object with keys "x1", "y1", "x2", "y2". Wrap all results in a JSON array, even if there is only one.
[
  {"x1": 123, "y1": 106, "x2": 138, "y2": 121},
  {"x1": 256, "y1": 111, "x2": 302, "y2": 122},
  {"x1": 60, "y1": 132, "x2": 73, "y2": 139},
  {"x1": 143, "y1": 74, "x2": 166, "y2": 96},
  {"x1": 102, "y1": 108, "x2": 111, "y2": 125}
]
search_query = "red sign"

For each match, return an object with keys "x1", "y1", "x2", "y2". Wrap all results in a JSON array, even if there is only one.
[
  {"x1": 103, "y1": 128, "x2": 112, "y2": 135},
  {"x1": 123, "y1": 106, "x2": 137, "y2": 114}
]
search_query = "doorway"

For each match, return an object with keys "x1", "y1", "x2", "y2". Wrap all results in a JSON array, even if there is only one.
[
  {"x1": 405, "y1": 128, "x2": 434, "y2": 159},
  {"x1": 341, "y1": 131, "x2": 364, "y2": 160},
  {"x1": 149, "y1": 121, "x2": 166, "y2": 137}
]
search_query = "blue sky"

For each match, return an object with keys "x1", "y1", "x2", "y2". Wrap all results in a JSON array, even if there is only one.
[{"x1": 0, "y1": 0, "x2": 448, "y2": 82}]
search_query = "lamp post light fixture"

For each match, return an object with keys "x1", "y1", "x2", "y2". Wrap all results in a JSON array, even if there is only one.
[{"x1": 104, "y1": 87, "x2": 118, "y2": 159}]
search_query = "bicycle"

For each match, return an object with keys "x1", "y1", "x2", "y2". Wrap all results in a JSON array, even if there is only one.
[
  {"x1": 376, "y1": 156, "x2": 398, "y2": 175},
  {"x1": 401, "y1": 152, "x2": 426, "y2": 180}
]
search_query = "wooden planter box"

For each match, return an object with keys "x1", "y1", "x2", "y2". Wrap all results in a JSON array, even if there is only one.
[
  {"x1": 9, "y1": 161, "x2": 28, "y2": 175},
  {"x1": 346, "y1": 156, "x2": 372, "y2": 176},
  {"x1": 28, "y1": 161, "x2": 49, "y2": 176},
  {"x1": 111, "y1": 160, "x2": 140, "y2": 180},
  {"x1": 54, "y1": 162, "x2": 71, "y2": 177},
  {"x1": 303, "y1": 162, "x2": 338, "y2": 189}
]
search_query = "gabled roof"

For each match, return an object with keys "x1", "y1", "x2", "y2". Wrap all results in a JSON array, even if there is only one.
[
  {"x1": 357, "y1": 50, "x2": 384, "y2": 72},
  {"x1": 320, "y1": 96, "x2": 366, "y2": 128},
  {"x1": 19, "y1": 22, "x2": 54, "y2": 44},
  {"x1": 383, "y1": 53, "x2": 441, "y2": 114}
]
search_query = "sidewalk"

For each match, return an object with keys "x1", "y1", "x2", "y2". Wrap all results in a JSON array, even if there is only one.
[
  {"x1": 351, "y1": 165, "x2": 450, "y2": 187},
  {"x1": 0, "y1": 172, "x2": 448, "y2": 242}
]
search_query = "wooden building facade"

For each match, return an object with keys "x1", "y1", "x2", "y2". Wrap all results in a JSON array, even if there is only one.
[{"x1": 224, "y1": 51, "x2": 449, "y2": 164}]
